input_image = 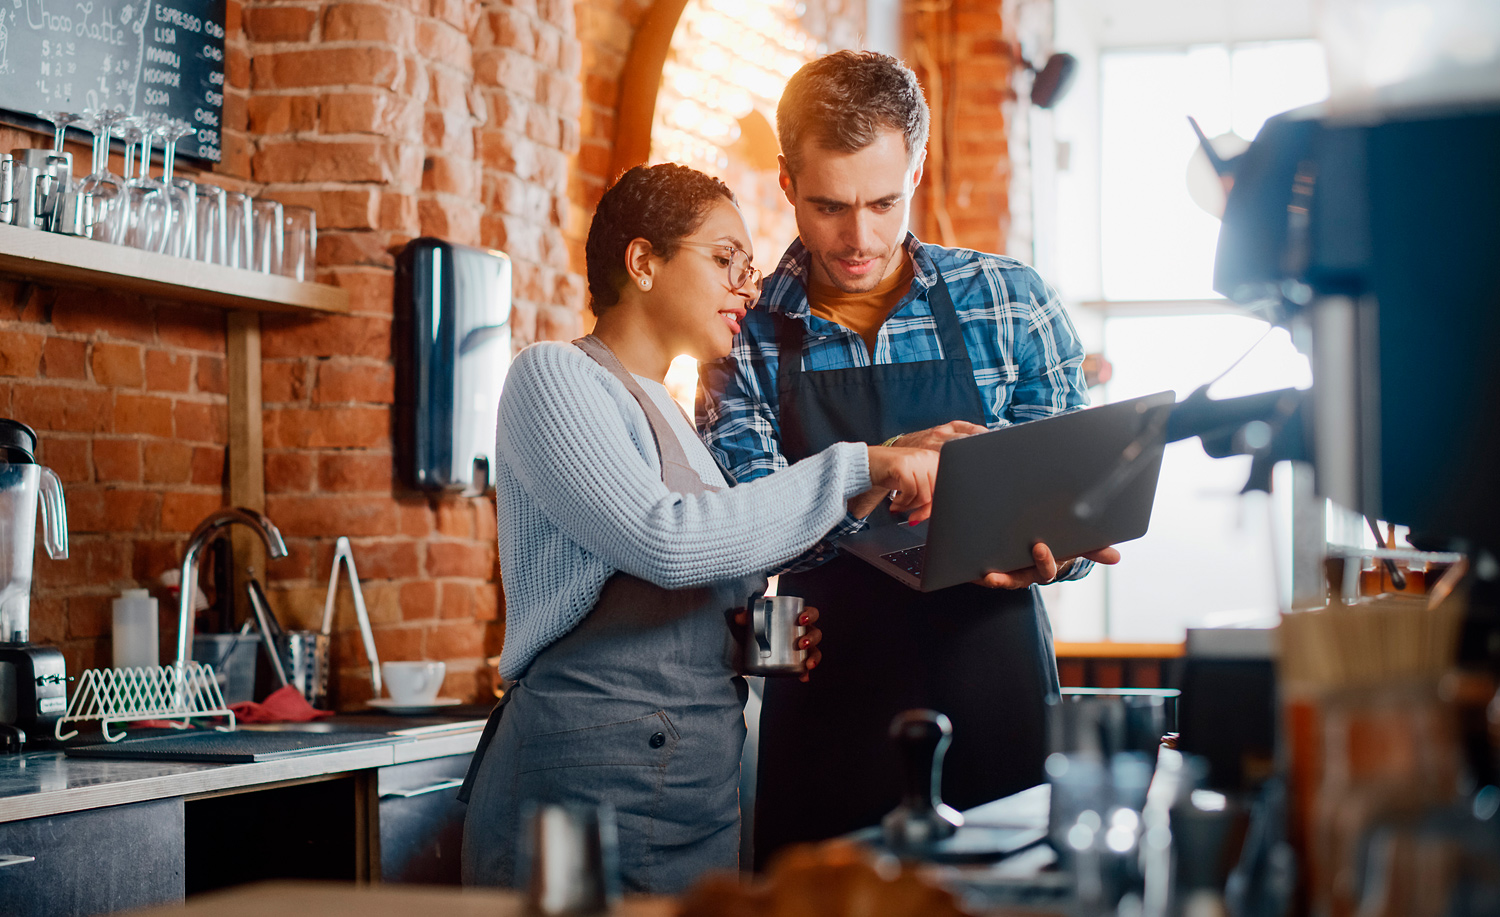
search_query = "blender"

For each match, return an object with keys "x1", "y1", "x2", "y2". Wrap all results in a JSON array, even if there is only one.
[{"x1": 0, "y1": 419, "x2": 70, "y2": 749}]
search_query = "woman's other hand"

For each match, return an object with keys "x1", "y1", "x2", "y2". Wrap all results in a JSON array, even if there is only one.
[
  {"x1": 862, "y1": 446, "x2": 940, "y2": 523},
  {"x1": 732, "y1": 605, "x2": 823, "y2": 682}
]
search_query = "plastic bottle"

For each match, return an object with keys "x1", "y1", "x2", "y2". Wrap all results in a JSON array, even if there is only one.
[{"x1": 112, "y1": 588, "x2": 159, "y2": 670}]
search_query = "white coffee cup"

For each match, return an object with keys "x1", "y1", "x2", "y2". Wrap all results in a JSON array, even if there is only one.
[{"x1": 382, "y1": 660, "x2": 446, "y2": 705}]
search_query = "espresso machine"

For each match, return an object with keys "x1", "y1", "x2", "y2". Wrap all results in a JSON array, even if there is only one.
[{"x1": 0, "y1": 419, "x2": 70, "y2": 750}]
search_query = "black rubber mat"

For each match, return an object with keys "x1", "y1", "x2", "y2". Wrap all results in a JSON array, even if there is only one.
[{"x1": 65, "y1": 730, "x2": 400, "y2": 763}]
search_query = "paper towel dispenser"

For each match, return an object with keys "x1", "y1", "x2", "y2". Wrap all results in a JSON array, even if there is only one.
[{"x1": 395, "y1": 238, "x2": 512, "y2": 493}]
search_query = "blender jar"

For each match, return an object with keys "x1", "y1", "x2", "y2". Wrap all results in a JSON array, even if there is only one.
[{"x1": 0, "y1": 463, "x2": 69, "y2": 644}]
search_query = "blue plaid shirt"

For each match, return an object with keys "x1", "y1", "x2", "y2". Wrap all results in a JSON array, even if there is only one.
[{"x1": 696, "y1": 234, "x2": 1095, "y2": 578}]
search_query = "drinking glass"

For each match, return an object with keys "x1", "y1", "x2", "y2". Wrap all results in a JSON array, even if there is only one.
[
  {"x1": 153, "y1": 116, "x2": 196, "y2": 259},
  {"x1": 122, "y1": 116, "x2": 170, "y2": 253},
  {"x1": 279, "y1": 205, "x2": 317, "y2": 281},
  {"x1": 194, "y1": 183, "x2": 228, "y2": 265},
  {"x1": 224, "y1": 191, "x2": 254, "y2": 269},
  {"x1": 76, "y1": 108, "x2": 129, "y2": 244},
  {"x1": 250, "y1": 199, "x2": 283, "y2": 274}
]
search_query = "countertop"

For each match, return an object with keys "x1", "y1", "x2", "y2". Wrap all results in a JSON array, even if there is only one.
[
  {"x1": 0, "y1": 713, "x2": 489, "y2": 824},
  {"x1": 124, "y1": 880, "x2": 674, "y2": 917}
]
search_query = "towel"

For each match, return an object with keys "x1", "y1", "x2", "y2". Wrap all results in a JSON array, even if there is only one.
[{"x1": 230, "y1": 685, "x2": 334, "y2": 723}]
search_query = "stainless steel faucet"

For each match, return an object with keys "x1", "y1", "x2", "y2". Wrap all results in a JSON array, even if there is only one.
[{"x1": 173, "y1": 508, "x2": 288, "y2": 670}]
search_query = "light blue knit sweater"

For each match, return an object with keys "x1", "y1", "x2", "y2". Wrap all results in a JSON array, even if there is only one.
[{"x1": 494, "y1": 342, "x2": 873, "y2": 679}]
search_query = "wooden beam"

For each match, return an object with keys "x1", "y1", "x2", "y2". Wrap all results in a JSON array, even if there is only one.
[
  {"x1": 227, "y1": 310, "x2": 266, "y2": 625},
  {"x1": 608, "y1": 0, "x2": 690, "y2": 179}
]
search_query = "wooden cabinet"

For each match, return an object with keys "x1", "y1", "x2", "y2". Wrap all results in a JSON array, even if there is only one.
[{"x1": 0, "y1": 799, "x2": 185, "y2": 917}]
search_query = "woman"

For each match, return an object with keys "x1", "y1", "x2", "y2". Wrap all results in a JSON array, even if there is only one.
[{"x1": 460, "y1": 163, "x2": 938, "y2": 894}]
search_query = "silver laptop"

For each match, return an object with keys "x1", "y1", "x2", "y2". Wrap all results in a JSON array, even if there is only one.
[{"x1": 841, "y1": 391, "x2": 1175, "y2": 592}]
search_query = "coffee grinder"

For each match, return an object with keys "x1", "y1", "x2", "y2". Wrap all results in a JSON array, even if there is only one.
[{"x1": 0, "y1": 419, "x2": 69, "y2": 751}]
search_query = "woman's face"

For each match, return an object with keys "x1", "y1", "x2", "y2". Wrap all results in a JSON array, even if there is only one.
[{"x1": 643, "y1": 199, "x2": 758, "y2": 363}]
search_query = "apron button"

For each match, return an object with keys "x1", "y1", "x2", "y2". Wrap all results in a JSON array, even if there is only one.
[{"x1": 649, "y1": 732, "x2": 666, "y2": 748}]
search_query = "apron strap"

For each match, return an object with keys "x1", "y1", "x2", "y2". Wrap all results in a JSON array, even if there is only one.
[
  {"x1": 775, "y1": 272, "x2": 982, "y2": 455},
  {"x1": 457, "y1": 686, "x2": 512, "y2": 803},
  {"x1": 774, "y1": 313, "x2": 812, "y2": 460},
  {"x1": 924, "y1": 273, "x2": 978, "y2": 378},
  {"x1": 573, "y1": 335, "x2": 717, "y2": 495}
]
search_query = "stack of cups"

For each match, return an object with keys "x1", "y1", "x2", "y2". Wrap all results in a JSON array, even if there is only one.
[{"x1": 112, "y1": 588, "x2": 159, "y2": 670}]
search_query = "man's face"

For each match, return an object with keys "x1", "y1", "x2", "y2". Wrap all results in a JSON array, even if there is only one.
[{"x1": 779, "y1": 127, "x2": 924, "y2": 294}]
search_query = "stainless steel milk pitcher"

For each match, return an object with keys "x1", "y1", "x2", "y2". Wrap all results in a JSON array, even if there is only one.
[{"x1": 742, "y1": 595, "x2": 808, "y2": 677}]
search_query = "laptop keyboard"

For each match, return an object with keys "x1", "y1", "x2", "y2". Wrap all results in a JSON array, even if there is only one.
[{"x1": 880, "y1": 545, "x2": 927, "y2": 579}]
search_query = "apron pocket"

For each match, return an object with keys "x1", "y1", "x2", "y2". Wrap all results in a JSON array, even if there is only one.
[{"x1": 516, "y1": 710, "x2": 679, "y2": 774}]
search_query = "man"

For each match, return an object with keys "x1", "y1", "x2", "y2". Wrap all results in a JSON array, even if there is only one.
[{"x1": 697, "y1": 50, "x2": 1120, "y2": 867}]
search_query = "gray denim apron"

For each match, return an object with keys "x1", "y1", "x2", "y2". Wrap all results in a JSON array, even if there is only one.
[
  {"x1": 460, "y1": 335, "x2": 767, "y2": 895},
  {"x1": 753, "y1": 275, "x2": 1061, "y2": 868}
]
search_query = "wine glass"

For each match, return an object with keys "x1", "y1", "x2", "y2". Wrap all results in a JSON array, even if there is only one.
[
  {"x1": 35, "y1": 110, "x2": 83, "y2": 156},
  {"x1": 123, "y1": 116, "x2": 170, "y2": 253},
  {"x1": 156, "y1": 118, "x2": 198, "y2": 258},
  {"x1": 76, "y1": 108, "x2": 129, "y2": 244},
  {"x1": 116, "y1": 118, "x2": 142, "y2": 186}
]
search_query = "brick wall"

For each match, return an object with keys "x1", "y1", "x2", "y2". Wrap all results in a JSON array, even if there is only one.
[
  {"x1": 236, "y1": 0, "x2": 584, "y2": 704},
  {"x1": 0, "y1": 0, "x2": 1016, "y2": 707},
  {"x1": 907, "y1": 0, "x2": 1015, "y2": 255},
  {"x1": 568, "y1": 0, "x2": 652, "y2": 280},
  {"x1": 0, "y1": 263, "x2": 231, "y2": 677}
]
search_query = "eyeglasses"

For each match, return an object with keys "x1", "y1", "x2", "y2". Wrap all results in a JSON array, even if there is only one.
[{"x1": 675, "y1": 240, "x2": 762, "y2": 292}]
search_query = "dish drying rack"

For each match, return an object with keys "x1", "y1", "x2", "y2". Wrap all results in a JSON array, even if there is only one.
[
  {"x1": 55, "y1": 521, "x2": 381, "y2": 742},
  {"x1": 55, "y1": 663, "x2": 235, "y2": 742},
  {"x1": 54, "y1": 507, "x2": 284, "y2": 743}
]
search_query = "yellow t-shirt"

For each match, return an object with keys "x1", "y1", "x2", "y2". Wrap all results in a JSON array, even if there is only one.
[{"x1": 809, "y1": 258, "x2": 915, "y2": 355}]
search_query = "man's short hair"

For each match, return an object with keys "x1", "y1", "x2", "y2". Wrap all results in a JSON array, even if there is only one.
[{"x1": 776, "y1": 50, "x2": 930, "y2": 177}]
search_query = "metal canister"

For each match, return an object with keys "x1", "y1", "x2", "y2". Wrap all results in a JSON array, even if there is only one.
[
  {"x1": 9, "y1": 150, "x2": 72, "y2": 231},
  {"x1": 741, "y1": 595, "x2": 808, "y2": 677},
  {"x1": 51, "y1": 190, "x2": 92, "y2": 237},
  {"x1": 281, "y1": 630, "x2": 330, "y2": 709},
  {"x1": 0, "y1": 155, "x2": 15, "y2": 225}
]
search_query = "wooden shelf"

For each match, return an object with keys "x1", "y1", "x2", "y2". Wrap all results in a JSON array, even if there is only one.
[{"x1": 0, "y1": 222, "x2": 348, "y2": 315}]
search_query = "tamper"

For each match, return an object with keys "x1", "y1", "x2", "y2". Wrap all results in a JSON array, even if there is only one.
[{"x1": 882, "y1": 709, "x2": 964, "y2": 849}]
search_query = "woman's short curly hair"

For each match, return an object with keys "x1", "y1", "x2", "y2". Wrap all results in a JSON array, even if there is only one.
[{"x1": 585, "y1": 163, "x2": 736, "y2": 316}]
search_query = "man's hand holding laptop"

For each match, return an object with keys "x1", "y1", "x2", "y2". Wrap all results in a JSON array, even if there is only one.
[
  {"x1": 975, "y1": 541, "x2": 1122, "y2": 590},
  {"x1": 873, "y1": 418, "x2": 1125, "y2": 589}
]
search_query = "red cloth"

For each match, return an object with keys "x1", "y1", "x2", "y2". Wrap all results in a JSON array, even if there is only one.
[{"x1": 229, "y1": 685, "x2": 334, "y2": 723}]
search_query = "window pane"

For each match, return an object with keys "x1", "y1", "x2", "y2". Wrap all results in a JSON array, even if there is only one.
[
  {"x1": 1098, "y1": 314, "x2": 1311, "y2": 642},
  {"x1": 1230, "y1": 42, "x2": 1330, "y2": 140},
  {"x1": 1099, "y1": 48, "x2": 1231, "y2": 301},
  {"x1": 1099, "y1": 40, "x2": 1328, "y2": 302}
]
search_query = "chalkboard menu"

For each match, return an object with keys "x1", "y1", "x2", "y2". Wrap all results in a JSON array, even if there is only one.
[{"x1": 0, "y1": 0, "x2": 226, "y2": 161}]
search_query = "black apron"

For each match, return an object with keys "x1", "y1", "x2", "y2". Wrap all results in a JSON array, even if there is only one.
[{"x1": 753, "y1": 275, "x2": 1060, "y2": 868}]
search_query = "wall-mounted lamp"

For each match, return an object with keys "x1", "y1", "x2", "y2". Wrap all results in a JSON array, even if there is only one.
[{"x1": 1020, "y1": 51, "x2": 1078, "y2": 109}]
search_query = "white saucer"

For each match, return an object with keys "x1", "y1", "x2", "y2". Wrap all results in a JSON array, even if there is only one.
[{"x1": 368, "y1": 697, "x2": 463, "y2": 715}]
